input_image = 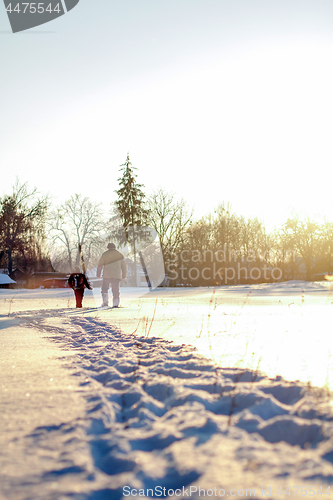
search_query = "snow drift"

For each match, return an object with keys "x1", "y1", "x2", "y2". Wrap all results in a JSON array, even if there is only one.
[{"x1": 2, "y1": 300, "x2": 333, "y2": 499}]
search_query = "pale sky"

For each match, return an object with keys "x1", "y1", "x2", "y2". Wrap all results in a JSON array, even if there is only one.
[{"x1": 2, "y1": 0, "x2": 333, "y2": 232}]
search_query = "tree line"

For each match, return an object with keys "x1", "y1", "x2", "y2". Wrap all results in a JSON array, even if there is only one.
[{"x1": 1, "y1": 155, "x2": 332, "y2": 285}]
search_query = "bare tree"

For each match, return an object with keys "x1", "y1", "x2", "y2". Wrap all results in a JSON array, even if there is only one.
[
  {"x1": 282, "y1": 216, "x2": 323, "y2": 281},
  {"x1": 146, "y1": 188, "x2": 193, "y2": 262},
  {"x1": 321, "y1": 220, "x2": 333, "y2": 276},
  {"x1": 237, "y1": 216, "x2": 268, "y2": 260},
  {"x1": 211, "y1": 203, "x2": 242, "y2": 258},
  {"x1": 185, "y1": 215, "x2": 214, "y2": 253},
  {"x1": 0, "y1": 180, "x2": 48, "y2": 274},
  {"x1": 48, "y1": 194, "x2": 106, "y2": 272}
]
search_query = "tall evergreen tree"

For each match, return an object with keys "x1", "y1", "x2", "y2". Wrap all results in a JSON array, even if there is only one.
[
  {"x1": 115, "y1": 154, "x2": 148, "y2": 229},
  {"x1": 114, "y1": 154, "x2": 148, "y2": 285}
]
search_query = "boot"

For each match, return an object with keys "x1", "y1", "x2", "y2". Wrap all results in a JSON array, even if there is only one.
[
  {"x1": 101, "y1": 293, "x2": 109, "y2": 307},
  {"x1": 113, "y1": 297, "x2": 119, "y2": 308}
]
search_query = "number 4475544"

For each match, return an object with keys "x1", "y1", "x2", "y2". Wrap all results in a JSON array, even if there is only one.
[
  {"x1": 277, "y1": 486, "x2": 331, "y2": 496},
  {"x1": 6, "y1": 3, "x2": 61, "y2": 14}
]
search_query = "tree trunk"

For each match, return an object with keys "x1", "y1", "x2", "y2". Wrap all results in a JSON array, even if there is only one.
[
  {"x1": 7, "y1": 248, "x2": 13, "y2": 275},
  {"x1": 133, "y1": 227, "x2": 137, "y2": 287}
]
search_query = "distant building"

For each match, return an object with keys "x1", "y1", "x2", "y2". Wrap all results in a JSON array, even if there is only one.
[
  {"x1": 26, "y1": 272, "x2": 68, "y2": 289},
  {"x1": 0, "y1": 273, "x2": 16, "y2": 289},
  {"x1": 9, "y1": 268, "x2": 29, "y2": 287}
]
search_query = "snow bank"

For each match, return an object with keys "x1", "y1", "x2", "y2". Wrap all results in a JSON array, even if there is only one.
[
  {"x1": 0, "y1": 273, "x2": 16, "y2": 285},
  {"x1": 2, "y1": 306, "x2": 333, "y2": 500}
]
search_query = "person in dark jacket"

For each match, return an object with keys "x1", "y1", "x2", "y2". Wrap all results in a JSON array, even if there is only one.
[
  {"x1": 68, "y1": 267, "x2": 92, "y2": 308},
  {"x1": 97, "y1": 243, "x2": 127, "y2": 307}
]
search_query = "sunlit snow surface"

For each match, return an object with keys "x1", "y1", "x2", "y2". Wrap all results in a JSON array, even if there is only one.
[{"x1": 1, "y1": 281, "x2": 333, "y2": 499}]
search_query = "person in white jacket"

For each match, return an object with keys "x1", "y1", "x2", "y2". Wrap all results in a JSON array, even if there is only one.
[{"x1": 97, "y1": 243, "x2": 127, "y2": 307}]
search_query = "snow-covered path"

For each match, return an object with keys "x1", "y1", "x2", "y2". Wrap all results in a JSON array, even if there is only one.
[
  {"x1": 1, "y1": 282, "x2": 333, "y2": 499},
  {"x1": 2, "y1": 280, "x2": 333, "y2": 387},
  {"x1": 0, "y1": 318, "x2": 88, "y2": 499}
]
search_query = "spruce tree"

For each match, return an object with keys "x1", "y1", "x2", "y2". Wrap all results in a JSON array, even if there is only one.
[
  {"x1": 115, "y1": 154, "x2": 148, "y2": 285},
  {"x1": 115, "y1": 154, "x2": 148, "y2": 230}
]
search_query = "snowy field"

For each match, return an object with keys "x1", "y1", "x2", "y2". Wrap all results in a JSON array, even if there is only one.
[{"x1": 1, "y1": 281, "x2": 333, "y2": 499}]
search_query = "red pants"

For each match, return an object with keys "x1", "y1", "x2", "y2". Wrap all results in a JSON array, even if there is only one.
[{"x1": 74, "y1": 289, "x2": 84, "y2": 308}]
